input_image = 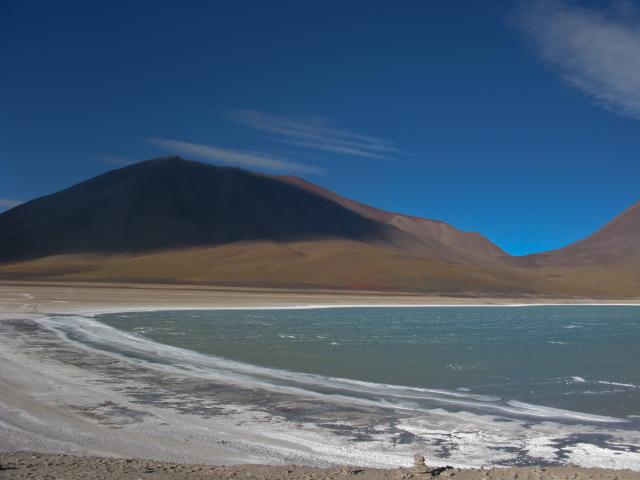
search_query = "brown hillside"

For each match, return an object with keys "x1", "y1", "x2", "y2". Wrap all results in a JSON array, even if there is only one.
[{"x1": 278, "y1": 176, "x2": 508, "y2": 263}]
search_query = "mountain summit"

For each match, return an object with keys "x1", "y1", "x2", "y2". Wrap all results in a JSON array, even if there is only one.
[{"x1": 0, "y1": 157, "x2": 389, "y2": 262}]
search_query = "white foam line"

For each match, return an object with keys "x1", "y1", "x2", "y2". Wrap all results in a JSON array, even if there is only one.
[
  {"x1": 598, "y1": 381, "x2": 639, "y2": 389},
  {"x1": 65, "y1": 302, "x2": 640, "y2": 318},
  {"x1": 39, "y1": 316, "x2": 504, "y2": 410},
  {"x1": 506, "y1": 400, "x2": 623, "y2": 423}
]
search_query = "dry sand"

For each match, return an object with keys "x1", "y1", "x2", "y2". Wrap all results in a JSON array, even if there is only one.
[
  {"x1": 2, "y1": 280, "x2": 639, "y2": 315},
  {"x1": 2, "y1": 451, "x2": 640, "y2": 480}
]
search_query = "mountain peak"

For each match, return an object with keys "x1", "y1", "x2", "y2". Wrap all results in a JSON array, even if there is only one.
[
  {"x1": 130, "y1": 155, "x2": 210, "y2": 171},
  {"x1": 0, "y1": 158, "x2": 387, "y2": 262}
]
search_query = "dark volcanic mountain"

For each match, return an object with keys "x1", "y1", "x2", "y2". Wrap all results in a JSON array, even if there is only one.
[{"x1": 0, "y1": 157, "x2": 390, "y2": 262}]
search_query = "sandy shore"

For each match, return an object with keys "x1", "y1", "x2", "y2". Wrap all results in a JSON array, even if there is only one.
[
  {"x1": 1, "y1": 281, "x2": 639, "y2": 478},
  {"x1": 2, "y1": 451, "x2": 640, "y2": 480},
  {"x1": 2, "y1": 280, "x2": 639, "y2": 315}
]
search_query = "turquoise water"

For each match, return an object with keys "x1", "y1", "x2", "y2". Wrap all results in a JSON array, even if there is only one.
[{"x1": 98, "y1": 306, "x2": 640, "y2": 419}]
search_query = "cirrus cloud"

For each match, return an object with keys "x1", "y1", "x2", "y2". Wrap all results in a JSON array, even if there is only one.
[
  {"x1": 517, "y1": 0, "x2": 640, "y2": 120},
  {"x1": 227, "y1": 109, "x2": 403, "y2": 159}
]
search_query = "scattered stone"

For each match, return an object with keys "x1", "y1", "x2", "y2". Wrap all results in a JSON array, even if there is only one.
[
  {"x1": 413, "y1": 454, "x2": 429, "y2": 474},
  {"x1": 430, "y1": 466, "x2": 455, "y2": 477}
]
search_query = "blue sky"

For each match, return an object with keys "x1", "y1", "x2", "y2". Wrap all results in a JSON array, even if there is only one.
[{"x1": 2, "y1": 0, "x2": 639, "y2": 255}]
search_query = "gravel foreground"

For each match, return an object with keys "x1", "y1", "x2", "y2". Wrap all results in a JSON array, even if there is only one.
[{"x1": 1, "y1": 453, "x2": 639, "y2": 480}]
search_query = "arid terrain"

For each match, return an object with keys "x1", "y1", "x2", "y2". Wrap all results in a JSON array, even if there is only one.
[
  {"x1": 3, "y1": 452, "x2": 640, "y2": 480},
  {"x1": 0, "y1": 157, "x2": 639, "y2": 298},
  {"x1": 2, "y1": 280, "x2": 637, "y2": 316}
]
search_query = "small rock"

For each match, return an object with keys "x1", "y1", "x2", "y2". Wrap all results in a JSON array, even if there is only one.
[{"x1": 414, "y1": 454, "x2": 429, "y2": 474}]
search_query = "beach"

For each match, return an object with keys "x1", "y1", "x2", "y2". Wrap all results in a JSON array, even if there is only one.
[
  {"x1": 3, "y1": 452, "x2": 640, "y2": 480},
  {"x1": 1, "y1": 281, "x2": 639, "y2": 479}
]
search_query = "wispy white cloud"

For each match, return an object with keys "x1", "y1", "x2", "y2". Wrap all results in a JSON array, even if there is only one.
[
  {"x1": 147, "y1": 138, "x2": 325, "y2": 175},
  {"x1": 227, "y1": 109, "x2": 403, "y2": 159},
  {"x1": 517, "y1": 1, "x2": 640, "y2": 119},
  {"x1": 0, "y1": 198, "x2": 23, "y2": 209}
]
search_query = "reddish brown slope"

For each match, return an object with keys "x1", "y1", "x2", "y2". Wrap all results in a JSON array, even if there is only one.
[
  {"x1": 524, "y1": 201, "x2": 640, "y2": 267},
  {"x1": 278, "y1": 176, "x2": 508, "y2": 263}
]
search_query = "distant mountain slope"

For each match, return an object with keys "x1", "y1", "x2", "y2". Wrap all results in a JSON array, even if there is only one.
[
  {"x1": 278, "y1": 176, "x2": 507, "y2": 263},
  {"x1": 0, "y1": 240, "x2": 558, "y2": 295},
  {"x1": 0, "y1": 157, "x2": 392, "y2": 262},
  {"x1": 1, "y1": 157, "x2": 638, "y2": 297},
  {"x1": 523, "y1": 201, "x2": 640, "y2": 267}
]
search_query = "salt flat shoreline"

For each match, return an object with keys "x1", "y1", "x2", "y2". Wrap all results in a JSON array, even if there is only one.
[
  {"x1": 1, "y1": 280, "x2": 639, "y2": 478},
  {"x1": 2, "y1": 280, "x2": 639, "y2": 316}
]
